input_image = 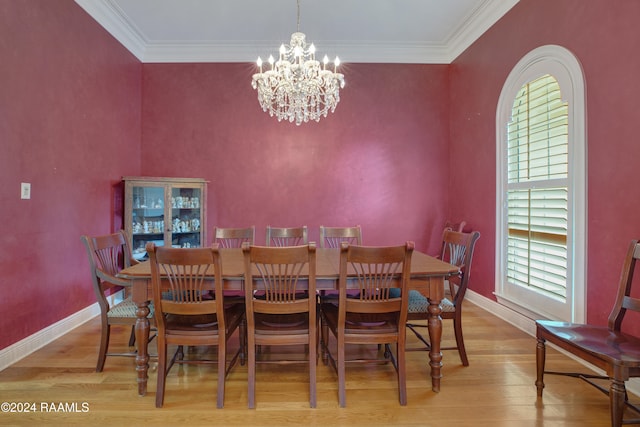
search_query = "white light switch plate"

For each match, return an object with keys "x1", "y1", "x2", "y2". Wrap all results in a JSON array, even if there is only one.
[{"x1": 21, "y1": 182, "x2": 31, "y2": 199}]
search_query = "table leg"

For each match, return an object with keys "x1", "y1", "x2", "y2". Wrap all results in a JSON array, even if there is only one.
[
  {"x1": 427, "y1": 297, "x2": 443, "y2": 392},
  {"x1": 135, "y1": 300, "x2": 150, "y2": 396}
]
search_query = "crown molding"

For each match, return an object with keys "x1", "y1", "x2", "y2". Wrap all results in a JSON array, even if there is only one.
[
  {"x1": 75, "y1": 0, "x2": 519, "y2": 64},
  {"x1": 446, "y1": 0, "x2": 520, "y2": 61},
  {"x1": 75, "y1": 0, "x2": 147, "y2": 60},
  {"x1": 141, "y1": 41, "x2": 452, "y2": 64}
]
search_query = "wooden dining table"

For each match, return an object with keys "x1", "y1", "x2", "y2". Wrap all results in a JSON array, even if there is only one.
[{"x1": 117, "y1": 247, "x2": 459, "y2": 397}]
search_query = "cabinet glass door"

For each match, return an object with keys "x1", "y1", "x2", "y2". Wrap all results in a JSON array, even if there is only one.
[
  {"x1": 124, "y1": 176, "x2": 207, "y2": 259},
  {"x1": 170, "y1": 186, "x2": 202, "y2": 248},
  {"x1": 130, "y1": 185, "x2": 166, "y2": 260}
]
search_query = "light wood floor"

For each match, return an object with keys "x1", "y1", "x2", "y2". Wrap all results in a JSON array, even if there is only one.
[{"x1": 0, "y1": 302, "x2": 634, "y2": 426}]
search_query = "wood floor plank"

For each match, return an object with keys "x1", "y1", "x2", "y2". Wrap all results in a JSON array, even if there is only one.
[{"x1": 0, "y1": 302, "x2": 634, "y2": 426}]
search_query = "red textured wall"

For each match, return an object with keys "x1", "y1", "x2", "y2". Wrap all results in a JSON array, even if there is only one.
[
  {"x1": 449, "y1": 0, "x2": 640, "y2": 324},
  {"x1": 0, "y1": 1, "x2": 142, "y2": 349},
  {"x1": 140, "y1": 63, "x2": 451, "y2": 249},
  {"x1": 4, "y1": 0, "x2": 640, "y2": 352}
]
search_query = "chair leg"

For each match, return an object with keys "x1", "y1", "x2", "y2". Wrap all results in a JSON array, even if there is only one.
[
  {"x1": 535, "y1": 337, "x2": 546, "y2": 397},
  {"x1": 320, "y1": 314, "x2": 329, "y2": 365},
  {"x1": 176, "y1": 345, "x2": 184, "y2": 361},
  {"x1": 610, "y1": 378, "x2": 626, "y2": 427},
  {"x1": 155, "y1": 337, "x2": 167, "y2": 408},
  {"x1": 383, "y1": 344, "x2": 392, "y2": 359},
  {"x1": 239, "y1": 318, "x2": 247, "y2": 366},
  {"x1": 128, "y1": 325, "x2": 136, "y2": 347},
  {"x1": 309, "y1": 325, "x2": 317, "y2": 408},
  {"x1": 397, "y1": 342, "x2": 407, "y2": 406},
  {"x1": 96, "y1": 321, "x2": 110, "y2": 372},
  {"x1": 315, "y1": 313, "x2": 320, "y2": 365},
  {"x1": 338, "y1": 335, "x2": 346, "y2": 408},
  {"x1": 248, "y1": 335, "x2": 256, "y2": 409},
  {"x1": 452, "y1": 316, "x2": 469, "y2": 366},
  {"x1": 217, "y1": 341, "x2": 226, "y2": 409}
]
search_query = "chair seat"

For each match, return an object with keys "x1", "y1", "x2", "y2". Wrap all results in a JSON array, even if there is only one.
[
  {"x1": 255, "y1": 312, "x2": 310, "y2": 335},
  {"x1": 322, "y1": 302, "x2": 399, "y2": 334},
  {"x1": 407, "y1": 290, "x2": 454, "y2": 314},
  {"x1": 107, "y1": 297, "x2": 154, "y2": 318},
  {"x1": 319, "y1": 290, "x2": 360, "y2": 301},
  {"x1": 202, "y1": 290, "x2": 245, "y2": 305},
  {"x1": 537, "y1": 320, "x2": 640, "y2": 365},
  {"x1": 166, "y1": 303, "x2": 244, "y2": 333},
  {"x1": 222, "y1": 290, "x2": 245, "y2": 298},
  {"x1": 165, "y1": 313, "x2": 219, "y2": 331}
]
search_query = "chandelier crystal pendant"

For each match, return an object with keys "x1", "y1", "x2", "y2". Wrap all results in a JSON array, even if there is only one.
[{"x1": 251, "y1": 0, "x2": 345, "y2": 126}]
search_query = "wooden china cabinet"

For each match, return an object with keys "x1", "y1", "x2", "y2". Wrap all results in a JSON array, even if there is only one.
[{"x1": 123, "y1": 176, "x2": 207, "y2": 261}]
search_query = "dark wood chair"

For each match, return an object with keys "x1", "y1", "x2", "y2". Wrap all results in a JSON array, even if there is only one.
[
  {"x1": 320, "y1": 241, "x2": 414, "y2": 407},
  {"x1": 242, "y1": 242, "x2": 317, "y2": 408},
  {"x1": 536, "y1": 239, "x2": 640, "y2": 427},
  {"x1": 212, "y1": 226, "x2": 251, "y2": 362},
  {"x1": 319, "y1": 225, "x2": 362, "y2": 248},
  {"x1": 405, "y1": 230, "x2": 480, "y2": 366},
  {"x1": 434, "y1": 221, "x2": 466, "y2": 259},
  {"x1": 213, "y1": 226, "x2": 255, "y2": 248},
  {"x1": 147, "y1": 243, "x2": 244, "y2": 408},
  {"x1": 318, "y1": 225, "x2": 363, "y2": 300},
  {"x1": 265, "y1": 225, "x2": 308, "y2": 246},
  {"x1": 81, "y1": 230, "x2": 154, "y2": 372}
]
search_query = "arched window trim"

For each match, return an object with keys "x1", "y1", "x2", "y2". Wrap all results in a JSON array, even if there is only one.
[{"x1": 495, "y1": 45, "x2": 587, "y2": 323}]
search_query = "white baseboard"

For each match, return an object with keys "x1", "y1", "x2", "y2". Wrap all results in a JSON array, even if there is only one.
[
  {"x1": 0, "y1": 304, "x2": 99, "y2": 372},
  {"x1": 0, "y1": 291, "x2": 124, "y2": 372},
  {"x1": 465, "y1": 289, "x2": 640, "y2": 397}
]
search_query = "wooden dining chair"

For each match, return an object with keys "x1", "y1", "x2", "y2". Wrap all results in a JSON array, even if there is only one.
[
  {"x1": 242, "y1": 242, "x2": 317, "y2": 408},
  {"x1": 319, "y1": 225, "x2": 362, "y2": 248},
  {"x1": 317, "y1": 224, "x2": 363, "y2": 305},
  {"x1": 433, "y1": 221, "x2": 466, "y2": 260},
  {"x1": 146, "y1": 243, "x2": 245, "y2": 408},
  {"x1": 320, "y1": 241, "x2": 414, "y2": 407},
  {"x1": 536, "y1": 239, "x2": 640, "y2": 427},
  {"x1": 213, "y1": 226, "x2": 255, "y2": 248},
  {"x1": 81, "y1": 230, "x2": 154, "y2": 372},
  {"x1": 212, "y1": 226, "x2": 252, "y2": 358},
  {"x1": 265, "y1": 225, "x2": 308, "y2": 246},
  {"x1": 405, "y1": 230, "x2": 480, "y2": 366}
]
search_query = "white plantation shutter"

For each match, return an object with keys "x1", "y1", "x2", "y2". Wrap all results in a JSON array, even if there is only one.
[
  {"x1": 497, "y1": 45, "x2": 586, "y2": 323},
  {"x1": 506, "y1": 75, "x2": 569, "y2": 301}
]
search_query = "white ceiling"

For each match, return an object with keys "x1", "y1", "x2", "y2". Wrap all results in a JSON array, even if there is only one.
[{"x1": 75, "y1": 0, "x2": 519, "y2": 64}]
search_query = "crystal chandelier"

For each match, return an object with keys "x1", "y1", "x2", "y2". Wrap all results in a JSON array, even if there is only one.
[{"x1": 251, "y1": 0, "x2": 345, "y2": 126}]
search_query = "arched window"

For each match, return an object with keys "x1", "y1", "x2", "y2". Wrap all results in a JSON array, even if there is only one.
[{"x1": 496, "y1": 45, "x2": 586, "y2": 322}]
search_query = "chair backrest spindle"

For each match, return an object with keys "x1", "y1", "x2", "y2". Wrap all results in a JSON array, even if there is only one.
[
  {"x1": 265, "y1": 226, "x2": 308, "y2": 247},
  {"x1": 320, "y1": 225, "x2": 362, "y2": 248},
  {"x1": 214, "y1": 226, "x2": 255, "y2": 248}
]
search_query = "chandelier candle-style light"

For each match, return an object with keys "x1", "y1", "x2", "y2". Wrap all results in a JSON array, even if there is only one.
[{"x1": 251, "y1": 0, "x2": 345, "y2": 125}]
